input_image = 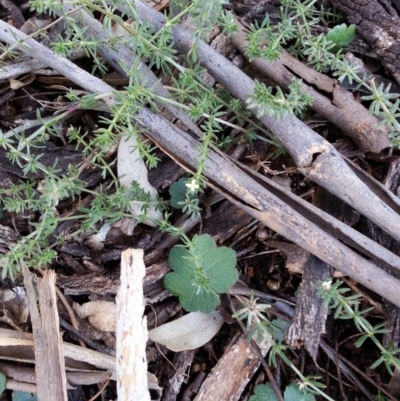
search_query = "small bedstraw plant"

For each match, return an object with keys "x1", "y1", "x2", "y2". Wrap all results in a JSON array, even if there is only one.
[
  {"x1": 317, "y1": 279, "x2": 400, "y2": 375},
  {"x1": 232, "y1": 295, "x2": 333, "y2": 400},
  {"x1": 164, "y1": 233, "x2": 238, "y2": 313}
]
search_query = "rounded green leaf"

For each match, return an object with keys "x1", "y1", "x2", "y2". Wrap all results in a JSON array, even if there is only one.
[
  {"x1": 284, "y1": 384, "x2": 315, "y2": 401},
  {"x1": 249, "y1": 383, "x2": 278, "y2": 401},
  {"x1": 165, "y1": 271, "x2": 220, "y2": 313},
  {"x1": 169, "y1": 177, "x2": 196, "y2": 209},
  {"x1": 164, "y1": 272, "x2": 189, "y2": 297},
  {"x1": 168, "y1": 246, "x2": 193, "y2": 275},
  {"x1": 179, "y1": 287, "x2": 220, "y2": 314},
  {"x1": 165, "y1": 234, "x2": 238, "y2": 312}
]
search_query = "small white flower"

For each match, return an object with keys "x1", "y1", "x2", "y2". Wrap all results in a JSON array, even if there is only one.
[
  {"x1": 321, "y1": 280, "x2": 332, "y2": 291},
  {"x1": 186, "y1": 179, "x2": 199, "y2": 193}
]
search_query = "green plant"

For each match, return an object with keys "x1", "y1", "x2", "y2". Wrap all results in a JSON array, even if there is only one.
[
  {"x1": 317, "y1": 279, "x2": 400, "y2": 375},
  {"x1": 232, "y1": 291, "x2": 287, "y2": 342},
  {"x1": 231, "y1": 292, "x2": 333, "y2": 400},
  {"x1": 164, "y1": 233, "x2": 238, "y2": 313}
]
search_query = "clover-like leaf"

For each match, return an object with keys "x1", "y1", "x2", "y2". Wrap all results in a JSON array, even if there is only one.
[
  {"x1": 284, "y1": 383, "x2": 315, "y2": 401},
  {"x1": 169, "y1": 177, "x2": 196, "y2": 209},
  {"x1": 249, "y1": 383, "x2": 278, "y2": 401},
  {"x1": 164, "y1": 234, "x2": 238, "y2": 313}
]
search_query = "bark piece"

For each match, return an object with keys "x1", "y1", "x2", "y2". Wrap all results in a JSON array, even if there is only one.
[
  {"x1": 360, "y1": 158, "x2": 400, "y2": 360},
  {"x1": 194, "y1": 333, "x2": 271, "y2": 401},
  {"x1": 21, "y1": 264, "x2": 68, "y2": 400},
  {"x1": 329, "y1": 0, "x2": 400, "y2": 85},
  {"x1": 162, "y1": 350, "x2": 195, "y2": 401},
  {"x1": 0, "y1": 287, "x2": 29, "y2": 329},
  {"x1": 264, "y1": 240, "x2": 309, "y2": 275},
  {"x1": 0, "y1": 145, "x2": 101, "y2": 186},
  {"x1": 0, "y1": 0, "x2": 25, "y2": 28},
  {"x1": 285, "y1": 254, "x2": 331, "y2": 360},
  {"x1": 117, "y1": 249, "x2": 150, "y2": 401},
  {"x1": 202, "y1": 201, "x2": 253, "y2": 244},
  {"x1": 73, "y1": 300, "x2": 116, "y2": 332},
  {"x1": 57, "y1": 259, "x2": 170, "y2": 298},
  {"x1": 0, "y1": 361, "x2": 110, "y2": 386}
]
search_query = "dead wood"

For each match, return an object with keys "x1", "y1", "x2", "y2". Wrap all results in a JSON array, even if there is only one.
[
  {"x1": 31, "y1": 0, "x2": 400, "y2": 246},
  {"x1": 138, "y1": 107, "x2": 400, "y2": 306},
  {"x1": 117, "y1": 249, "x2": 150, "y2": 401},
  {"x1": 0, "y1": 0, "x2": 25, "y2": 28},
  {"x1": 320, "y1": 342, "x2": 379, "y2": 400},
  {"x1": 193, "y1": 333, "x2": 271, "y2": 401},
  {"x1": 21, "y1": 264, "x2": 68, "y2": 400},
  {"x1": 58, "y1": 3, "x2": 200, "y2": 137},
  {"x1": 284, "y1": 254, "x2": 331, "y2": 360},
  {"x1": 285, "y1": 186, "x2": 361, "y2": 358},
  {"x1": 329, "y1": 0, "x2": 400, "y2": 85},
  {"x1": 0, "y1": 360, "x2": 110, "y2": 387},
  {"x1": 0, "y1": 327, "x2": 115, "y2": 378},
  {"x1": 162, "y1": 350, "x2": 195, "y2": 401},
  {"x1": 229, "y1": 21, "x2": 392, "y2": 154}
]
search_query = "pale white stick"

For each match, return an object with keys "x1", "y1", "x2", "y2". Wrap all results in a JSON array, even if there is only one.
[{"x1": 117, "y1": 249, "x2": 150, "y2": 401}]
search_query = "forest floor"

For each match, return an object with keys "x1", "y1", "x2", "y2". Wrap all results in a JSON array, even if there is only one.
[{"x1": 0, "y1": 0, "x2": 400, "y2": 400}]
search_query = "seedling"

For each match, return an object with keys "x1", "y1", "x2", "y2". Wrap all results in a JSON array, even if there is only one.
[{"x1": 164, "y1": 234, "x2": 238, "y2": 313}]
